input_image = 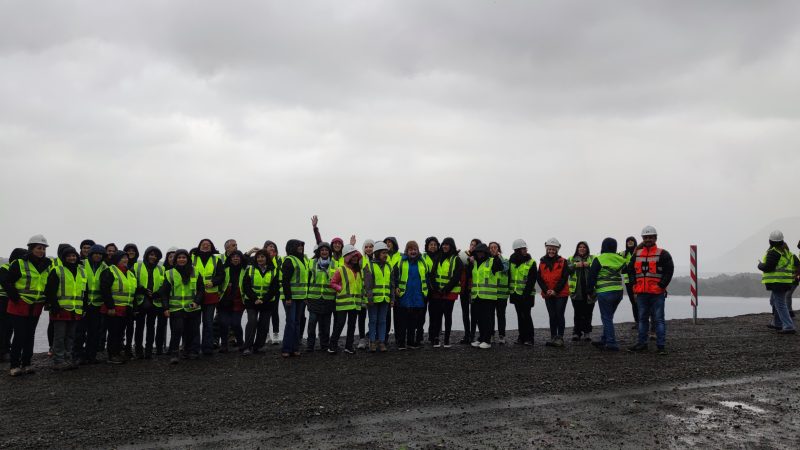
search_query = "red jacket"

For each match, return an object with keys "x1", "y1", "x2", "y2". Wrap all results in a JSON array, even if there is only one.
[{"x1": 538, "y1": 257, "x2": 570, "y2": 299}]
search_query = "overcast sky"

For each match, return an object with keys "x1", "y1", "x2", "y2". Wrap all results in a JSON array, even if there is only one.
[{"x1": 1, "y1": 1, "x2": 798, "y2": 270}]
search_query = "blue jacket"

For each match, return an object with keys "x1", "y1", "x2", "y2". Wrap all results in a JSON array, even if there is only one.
[{"x1": 398, "y1": 255, "x2": 425, "y2": 308}]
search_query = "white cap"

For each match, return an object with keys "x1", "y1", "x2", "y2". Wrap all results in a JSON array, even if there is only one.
[
  {"x1": 641, "y1": 225, "x2": 658, "y2": 237},
  {"x1": 512, "y1": 239, "x2": 527, "y2": 250},
  {"x1": 769, "y1": 230, "x2": 784, "y2": 242},
  {"x1": 372, "y1": 242, "x2": 389, "y2": 253},
  {"x1": 342, "y1": 244, "x2": 358, "y2": 257},
  {"x1": 544, "y1": 238, "x2": 561, "y2": 248},
  {"x1": 27, "y1": 234, "x2": 49, "y2": 247}
]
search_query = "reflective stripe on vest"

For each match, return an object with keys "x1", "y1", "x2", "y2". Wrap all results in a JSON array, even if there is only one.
[
  {"x1": 510, "y1": 260, "x2": 535, "y2": 296},
  {"x1": 108, "y1": 265, "x2": 136, "y2": 307},
  {"x1": 495, "y1": 258, "x2": 510, "y2": 300},
  {"x1": 192, "y1": 254, "x2": 220, "y2": 293},
  {"x1": 84, "y1": 260, "x2": 107, "y2": 306},
  {"x1": 619, "y1": 251, "x2": 633, "y2": 284},
  {"x1": 166, "y1": 269, "x2": 200, "y2": 312},
  {"x1": 287, "y1": 255, "x2": 310, "y2": 300},
  {"x1": 398, "y1": 259, "x2": 428, "y2": 298},
  {"x1": 53, "y1": 265, "x2": 87, "y2": 314},
  {"x1": 15, "y1": 259, "x2": 50, "y2": 304},
  {"x1": 134, "y1": 262, "x2": 166, "y2": 306},
  {"x1": 471, "y1": 259, "x2": 497, "y2": 300},
  {"x1": 761, "y1": 247, "x2": 796, "y2": 285},
  {"x1": 221, "y1": 266, "x2": 246, "y2": 295},
  {"x1": 335, "y1": 266, "x2": 363, "y2": 311},
  {"x1": 248, "y1": 265, "x2": 277, "y2": 300},
  {"x1": 433, "y1": 256, "x2": 462, "y2": 295},
  {"x1": 0, "y1": 263, "x2": 8, "y2": 298},
  {"x1": 369, "y1": 261, "x2": 392, "y2": 303},
  {"x1": 633, "y1": 246, "x2": 665, "y2": 295},
  {"x1": 308, "y1": 264, "x2": 336, "y2": 301},
  {"x1": 273, "y1": 256, "x2": 283, "y2": 301},
  {"x1": 388, "y1": 252, "x2": 402, "y2": 270},
  {"x1": 568, "y1": 255, "x2": 595, "y2": 293},
  {"x1": 595, "y1": 253, "x2": 626, "y2": 293}
]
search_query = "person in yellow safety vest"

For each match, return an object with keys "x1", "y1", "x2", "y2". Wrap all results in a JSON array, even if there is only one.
[
  {"x1": 620, "y1": 237, "x2": 640, "y2": 330},
  {"x1": 509, "y1": 239, "x2": 538, "y2": 346},
  {"x1": 217, "y1": 250, "x2": 246, "y2": 353},
  {"x1": 44, "y1": 245, "x2": 86, "y2": 370},
  {"x1": 568, "y1": 241, "x2": 595, "y2": 342},
  {"x1": 191, "y1": 239, "x2": 224, "y2": 356},
  {"x1": 355, "y1": 237, "x2": 372, "y2": 350},
  {"x1": 263, "y1": 240, "x2": 282, "y2": 345},
  {"x1": 306, "y1": 242, "x2": 337, "y2": 352},
  {"x1": 132, "y1": 246, "x2": 166, "y2": 359},
  {"x1": 329, "y1": 245, "x2": 364, "y2": 354},
  {"x1": 74, "y1": 245, "x2": 107, "y2": 365},
  {"x1": 420, "y1": 237, "x2": 439, "y2": 346},
  {"x1": 587, "y1": 238, "x2": 627, "y2": 351},
  {"x1": 428, "y1": 237, "x2": 464, "y2": 348},
  {"x1": 364, "y1": 241, "x2": 394, "y2": 353},
  {"x1": 280, "y1": 239, "x2": 310, "y2": 358},
  {"x1": 242, "y1": 249, "x2": 280, "y2": 355},
  {"x1": 384, "y1": 237, "x2": 402, "y2": 270},
  {"x1": 470, "y1": 243, "x2": 504, "y2": 349},
  {"x1": 99, "y1": 251, "x2": 137, "y2": 365},
  {"x1": 757, "y1": 230, "x2": 798, "y2": 334},
  {"x1": 459, "y1": 238, "x2": 482, "y2": 345},
  {"x1": 488, "y1": 242, "x2": 510, "y2": 345},
  {"x1": 122, "y1": 243, "x2": 140, "y2": 360},
  {"x1": 393, "y1": 241, "x2": 432, "y2": 350},
  {"x1": 157, "y1": 249, "x2": 205, "y2": 364},
  {"x1": 0, "y1": 248, "x2": 27, "y2": 365},
  {"x1": 3, "y1": 235, "x2": 52, "y2": 376}
]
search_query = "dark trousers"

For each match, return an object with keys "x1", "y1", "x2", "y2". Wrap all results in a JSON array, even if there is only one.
[
  {"x1": 8, "y1": 314, "x2": 39, "y2": 368},
  {"x1": 123, "y1": 313, "x2": 135, "y2": 352},
  {"x1": 417, "y1": 300, "x2": 428, "y2": 344},
  {"x1": 134, "y1": 306, "x2": 168, "y2": 353},
  {"x1": 428, "y1": 298, "x2": 455, "y2": 342},
  {"x1": 47, "y1": 320, "x2": 53, "y2": 350},
  {"x1": 83, "y1": 305, "x2": 104, "y2": 360},
  {"x1": 168, "y1": 310, "x2": 201, "y2": 355},
  {"x1": 625, "y1": 283, "x2": 638, "y2": 323},
  {"x1": 545, "y1": 297, "x2": 568, "y2": 338},
  {"x1": 571, "y1": 295, "x2": 594, "y2": 335},
  {"x1": 383, "y1": 306, "x2": 392, "y2": 343},
  {"x1": 270, "y1": 302, "x2": 280, "y2": 334},
  {"x1": 244, "y1": 307, "x2": 270, "y2": 351},
  {"x1": 330, "y1": 309, "x2": 358, "y2": 351},
  {"x1": 217, "y1": 309, "x2": 244, "y2": 348},
  {"x1": 512, "y1": 296, "x2": 535, "y2": 343},
  {"x1": 307, "y1": 310, "x2": 333, "y2": 351},
  {"x1": 281, "y1": 300, "x2": 306, "y2": 353},
  {"x1": 495, "y1": 299, "x2": 507, "y2": 337},
  {"x1": 106, "y1": 314, "x2": 127, "y2": 357},
  {"x1": 72, "y1": 313, "x2": 88, "y2": 360},
  {"x1": 357, "y1": 307, "x2": 367, "y2": 339},
  {"x1": 0, "y1": 297, "x2": 12, "y2": 356},
  {"x1": 459, "y1": 294, "x2": 472, "y2": 341},
  {"x1": 473, "y1": 298, "x2": 497, "y2": 344},
  {"x1": 394, "y1": 306, "x2": 425, "y2": 347}
]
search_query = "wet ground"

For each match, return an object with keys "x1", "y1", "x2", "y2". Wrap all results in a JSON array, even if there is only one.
[{"x1": 2, "y1": 313, "x2": 799, "y2": 449}]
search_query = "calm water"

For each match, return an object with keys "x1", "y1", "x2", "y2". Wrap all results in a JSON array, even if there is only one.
[{"x1": 33, "y1": 296, "x2": 775, "y2": 352}]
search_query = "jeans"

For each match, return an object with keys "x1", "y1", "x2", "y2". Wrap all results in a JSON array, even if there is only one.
[
  {"x1": 330, "y1": 309, "x2": 358, "y2": 351},
  {"x1": 786, "y1": 286, "x2": 796, "y2": 317},
  {"x1": 8, "y1": 314, "x2": 40, "y2": 368},
  {"x1": 571, "y1": 295, "x2": 594, "y2": 335},
  {"x1": 367, "y1": 302, "x2": 389, "y2": 343},
  {"x1": 428, "y1": 298, "x2": 455, "y2": 343},
  {"x1": 307, "y1": 310, "x2": 333, "y2": 350},
  {"x1": 281, "y1": 300, "x2": 306, "y2": 353},
  {"x1": 244, "y1": 307, "x2": 270, "y2": 351},
  {"x1": 511, "y1": 296, "x2": 534, "y2": 343},
  {"x1": 770, "y1": 289, "x2": 795, "y2": 331},
  {"x1": 637, "y1": 293, "x2": 666, "y2": 346},
  {"x1": 52, "y1": 320, "x2": 77, "y2": 364},
  {"x1": 168, "y1": 310, "x2": 201, "y2": 355},
  {"x1": 597, "y1": 291, "x2": 623, "y2": 349},
  {"x1": 545, "y1": 297, "x2": 568, "y2": 338},
  {"x1": 217, "y1": 309, "x2": 244, "y2": 348},
  {"x1": 473, "y1": 298, "x2": 497, "y2": 344},
  {"x1": 201, "y1": 304, "x2": 217, "y2": 354}
]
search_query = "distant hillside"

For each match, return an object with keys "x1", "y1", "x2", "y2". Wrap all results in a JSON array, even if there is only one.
[
  {"x1": 708, "y1": 217, "x2": 800, "y2": 273},
  {"x1": 669, "y1": 273, "x2": 766, "y2": 298}
]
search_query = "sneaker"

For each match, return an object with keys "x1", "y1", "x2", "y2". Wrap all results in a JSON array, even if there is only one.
[
  {"x1": 498, "y1": 336, "x2": 506, "y2": 345},
  {"x1": 23, "y1": 366, "x2": 36, "y2": 375},
  {"x1": 657, "y1": 346, "x2": 668, "y2": 355},
  {"x1": 9, "y1": 367, "x2": 23, "y2": 377},
  {"x1": 479, "y1": 342, "x2": 491, "y2": 349},
  {"x1": 327, "y1": 348, "x2": 337, "y2": 354},
  {"x1": 357, "y1": 338, "x2": 367, "y2": 350},
  {"x1": 242, "y1": 349, "x2": 252, "y2": 356},
  {"x1": 265, "y1": 334, "x2": 273, "y2": 345},
  {"x1": 379, "y1": 342, "x2": 388, "y2": 352},
  {"x1": 553, "y1": 337, "x2": 564, "y2": 348},
  {"x1": 471, "y1": 341, "x2": 480, "y2": 348},
  {"x1": 408, "y1": 343, "x2": 420, "y2": 349},
  {"x1": 369, "y1": 342, "x2": 377, "y2": 353},
  {"x1": 169, "y1": 357, "x2": 179, "y2": 364},
  {"x1": 272, "y1": 333, "x2": 281, "y2": 345},
  {"x1": 344, "y1": 348, "x2": 355, "y2": 354},
  {"x1": 443, "y1": 339, "x2": 451, "y2": 349},
  {"x1": 398, "y1": 345, "x2": 407, "y2": 351},
  {"x1": 432, "y1": 339, "x2": 441, "y2": 348},
  {"x1": 628, "y1": 343, "x2": 648, "y2": 352}
]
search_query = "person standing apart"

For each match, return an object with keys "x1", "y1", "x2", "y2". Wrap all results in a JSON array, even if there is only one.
[
  {"x1": 758, "y1": 230, "x2": 797, "y2": 334},
  {"x1": 627, "y1": 226, "x2": 674, "y2": 354}
]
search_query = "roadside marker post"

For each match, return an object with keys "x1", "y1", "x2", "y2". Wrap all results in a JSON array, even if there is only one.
[{"x1": 690, "y1": 245, "x2": 698, "y2": 324}]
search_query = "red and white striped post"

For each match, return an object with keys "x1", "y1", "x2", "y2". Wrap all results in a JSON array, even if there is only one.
[{"x1": 690, "y1": 245, "x2": 698, "y2": 324}]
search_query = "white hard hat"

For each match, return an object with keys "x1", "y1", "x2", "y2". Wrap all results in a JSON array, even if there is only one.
[
  {"x1": 27, "y1": 234, "x2": 49, "y2": 247},
  {"x1": 641, "y1": 226, "x2": 658, "y2": 237},
  {"x1": 166, "y1": 246, "x2": 178, "y2": 253},
  {"x1": 342, "y1": 244, "x2": 358, "y2": 257},
  {"x1": 769, "y1": 230, "x2": 784, "y2": 242},
  {"x1": 544, "y1": 238, "x2": 561, "y2": 248},
  {"x1": 372, "y1": 242, "x2": 389, "y2": 253},
  {"x1": 512, "y1": 239, "x2": 528, "y2": 250}
]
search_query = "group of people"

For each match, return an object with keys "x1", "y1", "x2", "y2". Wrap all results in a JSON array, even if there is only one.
[{"x1": 1, "y1": 216, "x2": 794, "y2": 377}]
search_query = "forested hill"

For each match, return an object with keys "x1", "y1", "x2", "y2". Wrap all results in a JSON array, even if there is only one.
[{"x1": 668, "y1": 273, "x2": 769, "y2": 298}]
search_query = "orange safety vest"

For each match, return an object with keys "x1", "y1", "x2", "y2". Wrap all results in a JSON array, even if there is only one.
[
  {"x1": 633, "y1": 246, "x2": 665, "y2": 295},
  {"x1": 538, "y1": 257, "x2": 570, "y2": 298}
]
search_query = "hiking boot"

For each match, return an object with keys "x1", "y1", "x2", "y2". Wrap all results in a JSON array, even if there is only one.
[
  {"x1": 357, "y1": 338, "x2": 367, "y2": 350},
  {"x1": 479, "y1": 342, "x2": 491, "y2": 349},
  {"x1": 9, "y1": 367, "x2": 23, "y2": 377},
  {"x1": 628, "y1": 343, "x2": 648, "y2": 352},
  {"x1": 23, "y1": 366, "x2": 36, "y2": 374},
  {"x1": 369, "y1": 342, "x2": 377, "y2": 353},
  {"x1": 432, "y1": 338, "x2": 441, "y2": 348},
  {"x1": 657, "y1": 346, "x2": 668, "y2": 355},
  {"x1": 378, "y1": 342, "x2": 387, "y2": 352}
]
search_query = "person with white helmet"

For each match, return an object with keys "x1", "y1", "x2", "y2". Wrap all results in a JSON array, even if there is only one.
[
  {"x1": 757, "y1": 230, "x2": 798, "y2": 334},
  {"x1": 537, "y1": 238, "x2": 570, "y2": 348},
  {"x1": 329, "y1": 244, "x2": 364, "y2": 354},
  {"x1": 363, "y1": 241, "x2": 393, "y2": 352},
  {"x1": 2, "y1": 235, "x2": 52, "y2": 376},
  {"x1": 509, "y1": 239, "x2": 537, "y2": 346},
  {"x1": 627, "y1": 226, "x2": 675, "y2": 354}
]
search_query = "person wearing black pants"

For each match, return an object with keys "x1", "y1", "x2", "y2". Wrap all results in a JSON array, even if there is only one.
[
  {"x1": 621, "y1": 237, "x2": 639, "y2": 329},
  {"x1": 243, "y1": 249, "x2": 279, "y2": 354},
  {"x1": 392, "y1": 241, "x2": 430, "y2": 349},
  {"x1": 122, "y1": 244, "x2": 140, "y2": 359},
  {"x1": 82, "y1": 305, "x2": 104, "y2": 363},
  {"x1": 100, "y1": 251, "x2": 138, "y2": 364},
  {"x1": 394, "y1": 306, "x2": 425, "y2": 348},
  {"x1": 509, "y1": 239, "x2": 538, "y2": 345},
  {"x1": 568, "y1": 241, "x2": 595, "y2": 341},
  {"x1": 428, "y1": 238, "x2": 463, "y2": 347},
  {"x1": 306, "y1": 243, "x2": 335, "y2": 352},
  {"x1": 460, "y1": 238, "x2": 481, "y2": 344},
  {"x1": 328, "y1": 246, "x2": 365, "y2": 354},
  {"x1": 538, "y1": 239, "x2": 571, "y2": 347},
  {"x1": 167, "y1": 310, "x2": 201, "y2": 361},
  {"x1": 158, "y1": 249, "x2": 205, "y2": 364},
  {"x1": 469, "y1": 243, "x2": 503, "y2": 349},
  {"x1": 133, "y1": 246, "x2": 166, "y2": 358},
  {"x1": 0, "y1": 248, "x2": 27, "y2": 363}
]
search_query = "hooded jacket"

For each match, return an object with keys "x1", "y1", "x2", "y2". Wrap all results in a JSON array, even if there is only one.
[
  {"x1": 156, "y1": 249, "x2": 206, "y2": 306},
  {"x1": 134, "y1": 246, "x2": 164, "y2": 307},
  {"x1": 587, "y1": 238, "x2": 623, "y2": 293},
  {"x1": 219, "y1": 250, "x2": 245, "y2": 311},
  {"x1": 430, "y1": 237, "x2": 463, "y2": 300},
  {"x1": 0, "y1": 248, "x2": 27, "y2": 299},
  {"x1": 758, "y1": 240, "x2": 800, "y2": 291},
  {"x1": 281, "y1": 239, "x2": 306, "y2": 301},
  {"x1": 45, "y1": 246, "x2": 85, "y2": 320},
  {"x1": 123, "y1": 243, "x2": 140, "y2": 270}
]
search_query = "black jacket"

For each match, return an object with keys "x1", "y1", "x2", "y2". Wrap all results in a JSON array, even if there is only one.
[{"x1": 509, "y1": 253, "x2": 537, "y2": 301}]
